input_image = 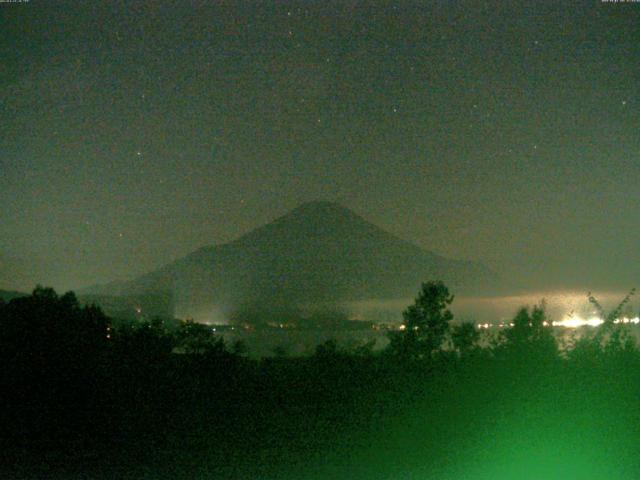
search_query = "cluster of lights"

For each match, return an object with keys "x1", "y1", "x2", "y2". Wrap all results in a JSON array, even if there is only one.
[
  {"x1": 553, "y1": 316, "x2": 640, "y2": 329},
  {"x1": 475, "y1": 316, "x2": 640, "y2": 330},
  {"x1": 477, "y1": 323, "x2": 508, "y2": 330}
]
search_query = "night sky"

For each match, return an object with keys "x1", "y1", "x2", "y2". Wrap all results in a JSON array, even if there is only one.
[{"x1": 1, "y1": 0, "x2": 639, "y2": 292}]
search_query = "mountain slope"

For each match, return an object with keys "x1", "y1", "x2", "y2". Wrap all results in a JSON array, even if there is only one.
[
  {"x1": 84, "y1": 202, "x2": 493, "y2": 317},
  {"x1": 0, "y1": 289, "x2": 28, "y2": 302}
]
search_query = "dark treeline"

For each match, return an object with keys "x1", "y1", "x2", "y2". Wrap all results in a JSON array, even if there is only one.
[{"x1": 2, "y1": 283, "x2": 640, "y2": 479}]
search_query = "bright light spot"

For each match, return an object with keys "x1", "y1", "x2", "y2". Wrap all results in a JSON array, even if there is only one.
[
  {"x1": 553, "y1": 316, "x2": 603, "y2": 328},
  {"x1": 552, "y1": 315, "x2": 640, "y2": 328}
]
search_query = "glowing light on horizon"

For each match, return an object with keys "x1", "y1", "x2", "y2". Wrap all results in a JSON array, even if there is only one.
[
  {"x1": 475, "y1": 317, "x2": 640, "y2": 329},
  {"x1": 552, "y1": 316, "x2": 640, "y2": 328},
  {"x1": 552, "y1": 316, "x2": 604, "y2": 328}
]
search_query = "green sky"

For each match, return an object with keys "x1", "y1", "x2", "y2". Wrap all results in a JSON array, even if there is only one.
[{"x1": 1, "y1": 0, "x2": 639, "y2": 291}]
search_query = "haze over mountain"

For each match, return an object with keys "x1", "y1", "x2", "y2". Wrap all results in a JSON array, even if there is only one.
[{"x1": 84, "y1": 202, "x2": 492, "y2": 321}]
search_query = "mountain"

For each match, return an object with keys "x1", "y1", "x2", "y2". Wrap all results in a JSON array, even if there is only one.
[
  {"x1": 0, "y1": 289, "x2": 28, "y2": 302},
  {"x1": 84, "y1": 202, "x2": 494, "y2": 320}
]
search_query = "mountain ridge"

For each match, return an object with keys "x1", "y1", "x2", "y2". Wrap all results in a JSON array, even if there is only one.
[{"x1": 82, "y1": 202, "x2": 494, "y2": 319}]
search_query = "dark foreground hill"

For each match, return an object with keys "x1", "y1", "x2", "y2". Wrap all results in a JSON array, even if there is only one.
[{"x1": 84, "y1": 202, "x2": 493, "y2": 318}]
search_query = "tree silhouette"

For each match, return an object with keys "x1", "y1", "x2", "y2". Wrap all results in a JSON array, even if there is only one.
[
  {"x1": 0, "y1": 286, "x2": 111, "y2": 449},
  {"x1": 589, "y1": 289, "x2": 637, "y2": 352},
  {"x1": 315, "y1": 338, "x2": 339, "y2": 359},
  {"x1": 588, "y1": 288, "x2": 636, "y2": 326},
  {"x1": 0, "y1": 286, "x2": 110, "y2": 371},
  {"x1": 452, "y1": 321, "x2": 480, "y2": 357},
  {"x1": 499, "y1": 304, "x2": 558, "y2": 360},
  {"x1": 389, "y1": 281, "x2": 454, "y2": 360},
  {"x1": 177, "y1": 319, "x2": 228, "y2": 356},
  {"x1": 112, "y1": 316, "x2": 175, "y2": 364}
]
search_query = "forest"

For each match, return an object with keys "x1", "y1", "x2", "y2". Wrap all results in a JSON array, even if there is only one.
[{"x1": 2, "y1": 282, "x2": 640, "y2": 479}]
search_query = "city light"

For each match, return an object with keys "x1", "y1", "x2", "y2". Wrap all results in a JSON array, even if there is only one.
[
  {"x1": 552, "y1": 315, "x2": 640, "y2": 329},
  {"x1": 475, "y1": 317, "x2": 640, "y2": 329}
]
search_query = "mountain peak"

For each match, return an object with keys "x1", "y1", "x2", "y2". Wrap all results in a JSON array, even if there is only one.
[
  {"x1": 289, "y1": 201, "x2": 353, "y2": 217},
  {"x1": 84, "y1": 202, "x2": 494, "y2": 309},
  {"x1": 233, "y1": 201, "x2": 370, "y2": 248}
]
